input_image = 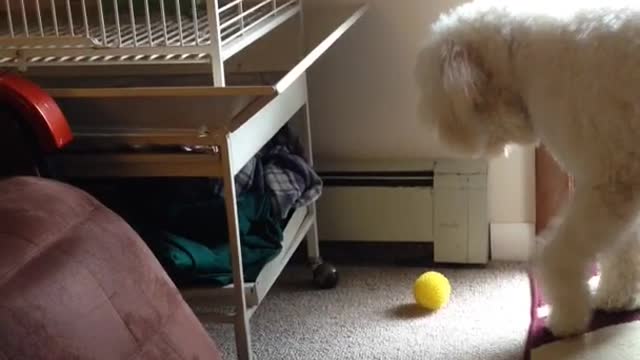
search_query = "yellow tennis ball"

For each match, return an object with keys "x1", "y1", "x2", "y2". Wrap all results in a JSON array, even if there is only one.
[{"x1": 413, "y1": 271, "x2": 451, "y2": 310}]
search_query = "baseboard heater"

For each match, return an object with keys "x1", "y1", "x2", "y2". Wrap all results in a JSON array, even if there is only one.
[
  {"x1": 315, "y1": 170, "x2": 435, "y2": 243},
  {"x1": 319, "y1": 170, "x2": 434, "y2": 187}
]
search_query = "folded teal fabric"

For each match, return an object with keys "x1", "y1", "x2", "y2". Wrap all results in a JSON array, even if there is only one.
[{"x1": 139, "y1": 192, "x2": 284, "y2": 287}]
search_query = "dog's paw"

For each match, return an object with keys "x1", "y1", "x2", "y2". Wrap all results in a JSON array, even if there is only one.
[
  {"x1": 593, "y1": 289, "x2": 640, "y2": 312},
  {"x1": 545, "y1": 307, "x2": 591, "y2": 337}
]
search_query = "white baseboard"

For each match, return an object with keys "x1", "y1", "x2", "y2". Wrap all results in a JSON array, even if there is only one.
[{"x1": 490, "y1": 223, "x2": 535, "y2": 262}]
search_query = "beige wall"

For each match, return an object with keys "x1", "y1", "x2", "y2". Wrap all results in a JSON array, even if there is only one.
[
  {"x1": 488, "y1": 145, "x2": 536, "y2": 224},
  {"x1": 306, "y1": 0, "x2": 465, "y2": 159},
  {"x1": 305, "y1": 0, "x2": 536, "y2": 225}
]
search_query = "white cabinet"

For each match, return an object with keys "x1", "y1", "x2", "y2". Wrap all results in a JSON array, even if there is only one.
[{"x1": 433, "y1": 160, "x2": 489, "y2": 264}]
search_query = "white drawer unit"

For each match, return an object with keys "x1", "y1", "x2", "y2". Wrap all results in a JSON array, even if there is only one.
[{"x1": 433, "y1": 160, "x2": 489, "y2": 264}]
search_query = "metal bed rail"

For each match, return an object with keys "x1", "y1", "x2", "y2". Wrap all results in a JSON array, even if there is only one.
[{"x1": 0, "y1": 0, "x2": 300, "y2": 85}]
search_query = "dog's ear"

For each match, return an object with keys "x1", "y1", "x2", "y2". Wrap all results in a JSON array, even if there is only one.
[{"x1": 441, "y1": 40, "x2": 487, "y2": 105}]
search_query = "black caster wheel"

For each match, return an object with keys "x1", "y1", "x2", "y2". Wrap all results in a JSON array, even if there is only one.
[{"x1": 312, "y1": 262, "x2": 339, "y2": 289}]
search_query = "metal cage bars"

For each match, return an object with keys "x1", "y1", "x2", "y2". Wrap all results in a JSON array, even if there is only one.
[{"x1": 0, "y1": 0, "x2": 299, "y2": 86}]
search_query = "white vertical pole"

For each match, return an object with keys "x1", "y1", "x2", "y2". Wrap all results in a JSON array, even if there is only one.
[
  {"x1": 97, "y1": 0, "x2": 107, "y2": 44},
  {"x1": 302, "y1": 91, "x2": 321, "y2": 262},
  {"x1": 159, "y1": 0, "x2": 168, "y2": 44},
  {"x1": 65, "y1": 0, "x2": 74, "y2": 36},
  {"x1": 175, "y1": 0, "x2": 183, "y2": 45},
  {"x1": 220, "y1": 135, "x2": 253, "y2": 360},
  {"x1": 297, "y1": 5, "x2": 321, "y2": 262},
  {"x1": 20, "y1": 0, "x2": 29, "y2": 36},
  {"x1": 49, "y1": 0, "x2": 59, "y2": 36},
  {"x1": 128, "y1": 0, "x2": 138, "y2": 46},
  {"x1": 206, "y1": 0, "x2": 224, "y2": 86},
  {"x1": 144, "y1": 0, "x2": 152, "y2": 45},
  {"x1": 5, "y1": 0, "x2": 14, "y2": 37},
  {"x1": 191, "y1": 0, "x2": 199, "y2": 45},
  {"x1": 80, "y1": 0, "x2": 89, "y2": 37},
  {"x1": 238, "y1": 0, "x2": 244, "y2": 31},
  {"x1": 34, "y1": 0, "x2": 43, "y2": 36},
  {"x1": 113, "y1": 0, "x2": 121, "y2": 45}
]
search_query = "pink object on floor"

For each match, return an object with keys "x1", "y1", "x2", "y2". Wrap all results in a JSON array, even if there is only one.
[{"x1": 524, "y1": 269, "x2": 640, "y2": 359}]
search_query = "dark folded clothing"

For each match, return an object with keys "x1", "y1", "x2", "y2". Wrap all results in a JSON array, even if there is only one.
[{"x1": 138, "y1": 191, "x2": 283, "y2": 286}]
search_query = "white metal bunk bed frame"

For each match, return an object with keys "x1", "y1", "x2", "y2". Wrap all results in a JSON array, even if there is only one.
[
  {"x1": 0, "y1": 2, "x2": 368, "y2": 359},
  {"x1": 0, "y1": 0, "x2": 300, "y2": 86}
]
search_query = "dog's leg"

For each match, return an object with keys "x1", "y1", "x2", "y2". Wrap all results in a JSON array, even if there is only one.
[
  {"x1": 538, "y1": 186, "x2": 638, "y2": 337},
  {"x1": 593, "y1": 227, "x2": 640, "y2": 311}
]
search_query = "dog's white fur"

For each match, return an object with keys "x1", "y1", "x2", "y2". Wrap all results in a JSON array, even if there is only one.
[{"x1": 416, "y1": 0, "x2": 640, "y2": 337}]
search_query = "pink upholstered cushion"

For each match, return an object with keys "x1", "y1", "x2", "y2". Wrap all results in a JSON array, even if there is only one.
[{"x1": 0, "y1": 176, "x2": 222, "y2": 360}]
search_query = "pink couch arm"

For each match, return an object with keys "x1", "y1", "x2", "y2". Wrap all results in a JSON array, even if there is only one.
[{"x1": 0, "y1": 176, "x2": 222, "y2": 360}]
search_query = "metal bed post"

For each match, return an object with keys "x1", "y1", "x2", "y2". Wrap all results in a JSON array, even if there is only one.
[
  {"x1": 220, "y1": 134, "x2": 253, "y2": 360},
  {"x1": 206, "y1": 0, "x2": 226, "y2": 86},
  {"x1": 301, "y1": 90, "x2": 321, "y2": 264},
  {"x1": 296, "y1": 3, "x2": 321, "y2": 265}
]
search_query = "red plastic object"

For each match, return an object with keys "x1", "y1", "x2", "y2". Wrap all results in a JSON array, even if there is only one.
[{"x1": 0, "y1": 73, "x2": 72, "y2": 152}]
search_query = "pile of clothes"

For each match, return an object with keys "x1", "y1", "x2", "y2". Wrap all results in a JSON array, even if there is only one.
[
  {"x1": 76, "y1": 125, "x2": 322, "y2": 287},
  {"x1": 212, "y1": 125, "x2": 322, "y2": 220}
]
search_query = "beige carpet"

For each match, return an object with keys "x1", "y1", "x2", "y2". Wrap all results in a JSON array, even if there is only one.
[{"x1": 203, "y1": 262, "x2": 531, "y2": 360}]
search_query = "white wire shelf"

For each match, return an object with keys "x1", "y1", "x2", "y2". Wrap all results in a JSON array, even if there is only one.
[
  {"x1": 183, "y1": 204, "x2": 312, "y2": 310},
  {"x1": 0, "y1": 0, "x2": 300, "y2": 84}
]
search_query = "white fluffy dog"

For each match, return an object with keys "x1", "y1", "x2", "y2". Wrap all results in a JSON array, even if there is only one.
[{"x1": 415, "y1": 0, "x2": 640, "y2": 337}]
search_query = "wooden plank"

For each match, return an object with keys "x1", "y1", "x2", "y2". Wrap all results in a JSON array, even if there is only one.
[
  {"x1": 51, "y1": 153, "x2": 223, "y2": 178},
  {"x1": 68, "y1": 128, "x2": 224, "y2": 147},
  {"x1": 47, "y1": 85, "x2": 275, "y2": 98}
]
